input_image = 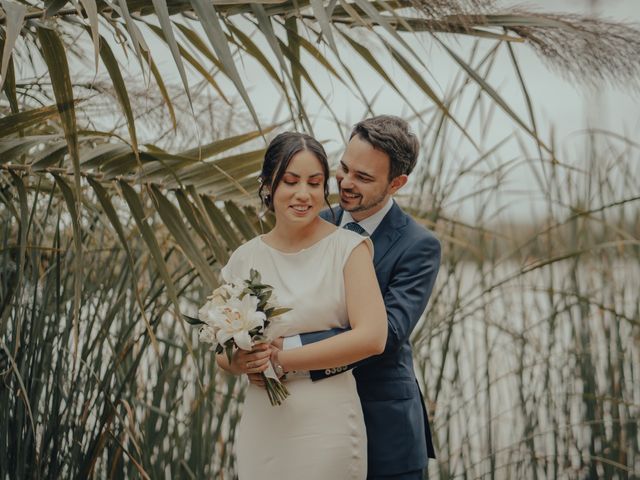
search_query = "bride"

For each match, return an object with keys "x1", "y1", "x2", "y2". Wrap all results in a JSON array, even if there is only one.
[{"x1": 216, "y1": 132, "x2": 387, "y2": 479}]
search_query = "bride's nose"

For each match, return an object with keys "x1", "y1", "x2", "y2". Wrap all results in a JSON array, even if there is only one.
[{"x1": 294, "y1": 184, "x2": 312, "y2": 200}]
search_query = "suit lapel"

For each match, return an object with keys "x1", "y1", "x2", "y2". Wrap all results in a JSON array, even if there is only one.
[
  {"x1": 324, "y1": 203, "x2": 407, "y2": 266},
  {"x1": 370, "y1": 202, "x2": 407, "y2": 266}
]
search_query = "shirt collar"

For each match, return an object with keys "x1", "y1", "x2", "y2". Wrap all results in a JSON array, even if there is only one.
[{"x1": 339, "y1": 197, "x2": 394, "y2": 235}]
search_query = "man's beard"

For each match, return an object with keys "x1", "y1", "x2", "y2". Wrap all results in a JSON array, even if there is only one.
[{"x1": 339, "y1": 187, "x2": 388, "y2": 214}]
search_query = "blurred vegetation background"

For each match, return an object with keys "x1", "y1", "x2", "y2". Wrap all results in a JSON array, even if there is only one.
[{"x1": 1, "y1": 0, "x2": 639, "y2": 478}]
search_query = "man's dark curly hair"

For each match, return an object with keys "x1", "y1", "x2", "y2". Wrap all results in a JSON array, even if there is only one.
[{"x1": 350, "y1": 115, "x2": 419, "y2": 180}]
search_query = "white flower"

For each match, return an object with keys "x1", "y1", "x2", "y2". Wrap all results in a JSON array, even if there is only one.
[
  {"x1": 199, "y1": 281, "x2": 245, "y2": 325},
  {"x1": 224, "y1": 281, "x2": 246, "y2": 299},
  {"x1": 199, "y1": 325, "x2": 217, "y2": 345},
  {"x1": 207, "y1": 287, "x2": 228, "y2": 306},
  {"x1": 207, "y1": 281, "x2": 241, "y2": 306},
  {"x1": 198, "y1": 299, "x2": 222, "y2": 325},
  {"x1": 211, "y1": 294, "x2": 266, "y2": 350}
]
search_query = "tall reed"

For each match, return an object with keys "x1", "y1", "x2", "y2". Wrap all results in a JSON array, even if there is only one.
[{"x1": 410, "y1": 126, "x2": 639, "y2": 479}]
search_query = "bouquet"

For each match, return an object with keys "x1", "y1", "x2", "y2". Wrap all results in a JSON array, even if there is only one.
[{"x1": 188, "y1": 269, "x2": 290, "y2": 406}]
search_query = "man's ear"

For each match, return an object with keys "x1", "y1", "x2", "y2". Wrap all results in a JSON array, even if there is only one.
[{"x1": 388, "y1": 174, "x2": 408, "y2": 194}]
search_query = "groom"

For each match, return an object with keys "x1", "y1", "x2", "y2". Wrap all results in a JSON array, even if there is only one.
[
  {"x1": 291, "y1": 115, "x2": 440, "y2": 478},
  {"x1": 241, "y1": 115, "x2": 440, "y2": 478}
]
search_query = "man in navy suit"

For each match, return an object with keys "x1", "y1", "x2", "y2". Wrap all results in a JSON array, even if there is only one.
[
  {"x1": 239, "y1": 116, "x2": 440, "y2": 478},
  {"x1": 289, "y1": 116, "x2": 440, "y2": 478}
]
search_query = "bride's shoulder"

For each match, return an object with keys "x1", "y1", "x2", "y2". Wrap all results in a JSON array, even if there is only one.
[
  {"x1": 334, "y1": 228, "x2": 373, "y2": 258},
  {"x1": 334, "y1": 227, "x2": 361, "y2": 242},
  {"x1": 222, "y1": 236, "x2": 262, "y2": 280},
  {"x1": 229, "y1": 236, "x2": 262, "y2": 257}
]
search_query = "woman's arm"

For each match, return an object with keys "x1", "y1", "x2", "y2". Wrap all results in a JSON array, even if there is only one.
[{"x1": 275, "y1": 242, "x2": 387, "y2": 372}]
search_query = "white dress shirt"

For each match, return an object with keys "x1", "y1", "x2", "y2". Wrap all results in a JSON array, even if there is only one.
[{"x1": 338, "y1": 197, "x2": 394, "y2": 236}]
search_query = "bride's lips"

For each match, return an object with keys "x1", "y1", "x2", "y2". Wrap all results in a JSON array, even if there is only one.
[{"x1": 289, "y1": 205, "x2": 312, "y2": 216}]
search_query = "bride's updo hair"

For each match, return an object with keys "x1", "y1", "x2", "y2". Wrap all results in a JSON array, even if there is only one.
[{"x1": 258, "y1": 132, "x2": 332, "y2": 212}]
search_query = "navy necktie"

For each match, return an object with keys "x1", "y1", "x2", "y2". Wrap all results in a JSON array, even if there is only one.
[{"x1": 343, "y1": 221, "x2": 368, "y2": 236}]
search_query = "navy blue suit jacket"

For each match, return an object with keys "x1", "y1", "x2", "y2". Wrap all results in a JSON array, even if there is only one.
[{"x1": 301, "y1": 202, "x2": 441, "y2": 476}]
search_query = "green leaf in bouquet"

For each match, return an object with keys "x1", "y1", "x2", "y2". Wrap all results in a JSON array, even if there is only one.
[
  {"x1": 183, "y1": 314, "x2": 205, "y2": 326},
  {"x1": 237, "y1": 286, "x2": 252, "y2": 299},
  {"x1": 261, "y1": 290, "x2": 272, "y2": 302},
  {"x1": 249, "y1": 268, "x2": 261, "y2": 283},
  {"x1": 225, "y1": 343, "x2": 234, "y2": 365},
  {"x1": 268, "y1": 307, "x2": 292, "y2": 318}
]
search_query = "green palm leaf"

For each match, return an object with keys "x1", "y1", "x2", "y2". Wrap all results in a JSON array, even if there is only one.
[
  {"x1": 189, "y1": 0, "x2": 262, "y2": 130},
  {"x1": 201, "y1": 194, "x2": 241, "y2": 250},
  {"x1": 175, "y1": 188, "x2": 229, "y2": 264},
  {"x1": 0, "y1": 0, "x2": 25, "y2": 92},
  {"x1": 149, "y1": 0, "x2": 193, "y2": 104},
  {"x1": 224, "y1": 199, "x2": 258, "y2": 241},
  {"x1": 95, "y1": 32, "x2": 139, "y2": 157},
  {"x1": 78, "y1": 0, "x2": 99, "y2": 69},
  {"x1": 0, "y1": 105, "x2": 62, "y2": 138},
  {"x1": 309, "y1": 0, "x2": 338, "y2": 53},
  {"x1": 250, "y1": 4, "x2": 311, "y2": 132},
  {"x1": 179, "y1": 126, "x2": 275, "y2": 160},
  {"x1": 52, "y1": 173, "x2": 83, "y2": 363},
  {"x1": 36, "y1": 25, "x2": 82, "y2": 194},
  {"x1": 146, "y1": 22, "x2": 228, "y2": 103},
  {"x1": 143, "y1": 51, "x2": 178, "y2": 130},
  {"x1": 0, "y1": 135, "x2": 62, "y2": 163},
  {"x1": 149, "y1": 185, "x2": 217, "y2": 289}
]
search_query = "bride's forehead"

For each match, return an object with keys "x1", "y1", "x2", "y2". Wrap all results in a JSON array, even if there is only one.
[{"x1": 285, "y1": 150, "x2": 325, "y2": 172}]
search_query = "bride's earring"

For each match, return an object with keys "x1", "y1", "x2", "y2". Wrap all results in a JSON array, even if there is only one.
[{"x1": 258, "y1": 190, "x2": 272, "y2": 222}]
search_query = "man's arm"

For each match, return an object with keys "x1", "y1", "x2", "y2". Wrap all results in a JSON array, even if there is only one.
[{"x1": 301, "y1": 233, "x2": 441, "y2": 381}]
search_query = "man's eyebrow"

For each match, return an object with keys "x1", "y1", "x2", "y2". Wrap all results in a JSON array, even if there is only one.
[{"x1": 341, "y1": 161, "x2": 375, "y2": 180}]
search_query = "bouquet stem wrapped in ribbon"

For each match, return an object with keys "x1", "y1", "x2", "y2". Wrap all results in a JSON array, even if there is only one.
[{"x1": 188, "y1": 269, "x2": 290, "y2": 406}]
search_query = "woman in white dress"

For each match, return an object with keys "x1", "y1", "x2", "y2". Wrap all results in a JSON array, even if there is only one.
[{"x1": 216, "y1": 132, "x2": 387, "y2": 479}]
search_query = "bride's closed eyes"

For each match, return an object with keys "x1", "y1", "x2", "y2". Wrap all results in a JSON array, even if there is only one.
[{"x1": 282, "y1": 173, "x2": 324, "y2": 187}]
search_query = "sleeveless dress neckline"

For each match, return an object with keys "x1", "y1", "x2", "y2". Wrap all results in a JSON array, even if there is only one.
[{"x1": 258, "y1": 228, "x2": 339, "y2": 255}]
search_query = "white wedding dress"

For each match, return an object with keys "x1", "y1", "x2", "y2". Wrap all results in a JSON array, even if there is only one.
[{"x1": 221, "y1": 228, "x2": 371, "y2": 480}]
